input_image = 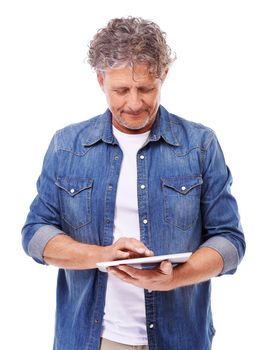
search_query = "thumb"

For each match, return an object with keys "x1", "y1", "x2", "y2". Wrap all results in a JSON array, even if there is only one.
[{"x1": 160, "y1": 261, "x2": 173, "y2": 274}]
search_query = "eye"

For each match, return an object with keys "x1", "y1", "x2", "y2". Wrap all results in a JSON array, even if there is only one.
[
  {"x1": 114, "y1": 88, "x2": 129, "y2": 95},
  {"x1": 139, "y1": 87, "x2": 155, "y2": 93}
]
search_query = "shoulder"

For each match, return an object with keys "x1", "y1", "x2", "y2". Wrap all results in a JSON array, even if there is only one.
[
  {"x1": 165, "y1": 109, "x2": 216, "y2": 151},
  {"x1": 52, "y1": 114, "x2": 104, "y2": 155}
]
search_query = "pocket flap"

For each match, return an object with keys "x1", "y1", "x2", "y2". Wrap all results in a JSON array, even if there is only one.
[
  {"x1": 55, "y1": 177, "x2": 93, "y2": 197},
  {"x1": 162, "y1": 176, "x2": 203, "y2": 194}
]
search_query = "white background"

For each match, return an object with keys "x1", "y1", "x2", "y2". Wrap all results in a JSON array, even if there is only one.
[{"x1": 0, "y1": 0, "x2": 269, "y2": 349}]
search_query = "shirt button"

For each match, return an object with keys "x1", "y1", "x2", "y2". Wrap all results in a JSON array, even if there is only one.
[
  {"x1": 108, "y1": 185, "x2": 113, "y2": 190},
  {"x1": 181, "y1": 186, "x2": 186, "y2": 191},
  {"x1": 70, "y1": 188, "x2": 75, "y2": 194},
  {"x1": 114, "y1": 156, "x2": 119, "y2": 160},
  {"x1": 140, "y1": 184, "x2": 146, "y2": 189},
  {"x1": 143, "y1": 219, "x2": 148, "y2": 224},
  {"x1": 149, "y1": 324, "x2": 154, "y2": 329},
  {"x1": 140, "y1": 155, "x2": 145, "y2": 160}
]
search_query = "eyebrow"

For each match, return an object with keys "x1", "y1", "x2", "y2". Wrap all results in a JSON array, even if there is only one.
[{"x1": 112, "y1": 84, "x2": 155, "y2": 90}]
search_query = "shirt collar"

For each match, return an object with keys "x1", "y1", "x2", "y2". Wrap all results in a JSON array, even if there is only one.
[
  {"x1": 83, "y1": 105, "x2": 180, "y2": 147},
  {"x1": 149, "y1": 105, "x2": 180, "y2": 146},
  {"x1": 83, "y1": 109, "x2": 116, "y2": 146}
]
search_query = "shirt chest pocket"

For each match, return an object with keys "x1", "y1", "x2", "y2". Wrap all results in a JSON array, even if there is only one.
[
  {"x1": 162, "y1": 176, "x2": 203, "y2": 230},
  {"x1": 55, "y1": 177, "x2": 93, "y2": 229}
]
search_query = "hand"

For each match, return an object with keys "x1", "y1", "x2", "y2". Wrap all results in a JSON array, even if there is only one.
[
  {"x1": 108, "y1": 260, "x2": 175, "y2": 291},
  {"x1": 104, "y1": 237, "x2": 154, "y2": 261}
]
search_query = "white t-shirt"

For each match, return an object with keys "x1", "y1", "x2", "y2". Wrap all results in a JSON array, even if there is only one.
[{"x1": 101, "y1": 126, "x2": 150, "y2": 345}]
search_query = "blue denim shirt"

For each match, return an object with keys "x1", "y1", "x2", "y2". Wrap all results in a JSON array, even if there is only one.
[{"x1": 22, "y1": 105, "x2": 245, "y2": 350}]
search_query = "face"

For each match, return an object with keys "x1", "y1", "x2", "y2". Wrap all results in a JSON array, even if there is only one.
[{"x1": 97, "y1": 64, "x2": 167, "y2": 134}]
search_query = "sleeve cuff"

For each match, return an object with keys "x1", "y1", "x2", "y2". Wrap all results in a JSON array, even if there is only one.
[
  {"x1": 28, "y1": 225, "x2": 64, "y2": 263},
  {"x1": 200, "y1": 236, "x2": 239, "y2": 275}
]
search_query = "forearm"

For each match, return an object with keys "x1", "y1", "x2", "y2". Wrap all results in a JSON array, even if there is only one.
[
  {"x1": 43, "y1": 235, "x2": 108, "y2": 270},
  {"x1": 43, "y1": 234, "x2": 153, "y2": 270},
  {"x1": 171, "y1": 247, "x2": 224, "y2": 289}
]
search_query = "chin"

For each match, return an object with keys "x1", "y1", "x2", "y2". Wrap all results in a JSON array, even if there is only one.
[{"x1": 125, "y1": 118, "x2": 150, "y2": 129}]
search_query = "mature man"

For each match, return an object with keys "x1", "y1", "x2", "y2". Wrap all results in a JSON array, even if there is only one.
[{"x1": 22, "y1": 17, "x2": 245, "y2": 350}]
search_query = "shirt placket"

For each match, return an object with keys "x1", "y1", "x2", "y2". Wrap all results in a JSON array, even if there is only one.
[
  {"x1": 137, "y1": 147, "x2": 157, "y2": 350},
  {"x1": 89, "y1": 144, "x2": 124, "y2": 349}
]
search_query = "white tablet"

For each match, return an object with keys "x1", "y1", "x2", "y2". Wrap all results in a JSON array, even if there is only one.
[{"x1": 96, "y1": 252, "x2": 192, "y2": 273}]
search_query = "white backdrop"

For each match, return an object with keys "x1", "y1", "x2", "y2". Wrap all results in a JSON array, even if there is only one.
[{"x1": 0, "y1": 0, "x2": 269, "y2": 349}]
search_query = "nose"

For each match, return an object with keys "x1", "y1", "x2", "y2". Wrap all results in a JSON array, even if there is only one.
[{"x1": 127, "y1": 90, "x2": 143, "y2": 112}]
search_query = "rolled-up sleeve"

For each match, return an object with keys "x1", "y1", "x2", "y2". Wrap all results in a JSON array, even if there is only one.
[
  {"x1": 28, "y1": 225, "x2": 64, "y2": 263},
  {"x1": 22, "y1": 132, "x2": 64, "y2": 264},
  {"x1": 200, "y1": 133, "x2": 246, "y2": 275}
]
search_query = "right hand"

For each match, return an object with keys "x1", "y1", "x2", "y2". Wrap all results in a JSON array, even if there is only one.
[{"x1": 104, "y1": 237, "x2": 154, "y2": 261}]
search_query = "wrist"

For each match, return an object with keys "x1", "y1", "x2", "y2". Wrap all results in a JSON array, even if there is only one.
[
  {"x1": 89, "y1": 245, "x2": 111, "y2": 265},
  {"x1": 168, "y1": 268, "x2": 178, "y2": 290},
  {"x1": 169, "y1": 263, "x2": 190, "y2": 289}
]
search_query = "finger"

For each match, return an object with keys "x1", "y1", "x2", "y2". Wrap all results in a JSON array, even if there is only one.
[
  {"x1": 136, "y1": 247, "x2": 151, "y2": 255},
  {"x1": 117, "y1": 265, "x2": 154, "y2": 282},
  {"x1": 118, "y1": 238, "x2": 154, "y2": 256},
  {"x1": 159, "y1": 261, "x2": 173, "y2": 274},
  {"x1": 125, "y1": 251, "x2": 144, "y2": 259},
  {"x1": 117, "y1": 264, "x2": 141, "y2": 278},
  {"x1": 126, "y1": 243, "x2": 153, "y2": 256},
  {"x1": 108, "y1": 266, "x2": 136, "y2": 282},
  {"x1": 115, "y1": 250, "x2": 130, "y2": 260}
]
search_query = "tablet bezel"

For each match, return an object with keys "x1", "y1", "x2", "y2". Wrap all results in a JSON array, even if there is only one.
[{"x1": 96, "y1": 252, "x2": 192, "y2": 272}]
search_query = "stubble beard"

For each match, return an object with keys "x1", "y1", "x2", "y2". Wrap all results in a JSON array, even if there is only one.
[{"x1": 114, "y1": 112, "x2": 153, "y2": 131}]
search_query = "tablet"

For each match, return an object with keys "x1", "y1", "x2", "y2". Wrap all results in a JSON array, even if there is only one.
[{"x1": 96, "y1": 252, "x2": 192, "y2": 273}]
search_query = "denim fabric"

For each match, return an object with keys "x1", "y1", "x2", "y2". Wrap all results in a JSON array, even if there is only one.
[{"x1": 22, "y1": 105, "x2": 245, "y2": 350}]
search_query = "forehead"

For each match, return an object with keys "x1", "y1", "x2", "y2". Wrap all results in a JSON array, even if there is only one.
[{"x1": 103, "y1": 64, "x2": 158, "y2": 86}]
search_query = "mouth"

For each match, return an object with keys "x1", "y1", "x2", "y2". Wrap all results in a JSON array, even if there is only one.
[{"x1": 122, "y1": 110, "x2": 148, "y2": 117}]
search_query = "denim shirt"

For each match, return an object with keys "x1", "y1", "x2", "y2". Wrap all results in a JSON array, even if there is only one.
[{"x1": 22, "y1": 105, "x2": 245, "y2": 350}]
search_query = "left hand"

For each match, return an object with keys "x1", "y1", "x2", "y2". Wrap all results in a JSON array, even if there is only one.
[{"x1": 107, "y1": 260, "x2": 175, "y2": 291}]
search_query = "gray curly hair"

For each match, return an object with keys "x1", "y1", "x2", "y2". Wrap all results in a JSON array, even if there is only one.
[{"x1": 87, "y1": 17, "x2": 176, "y2": 78}]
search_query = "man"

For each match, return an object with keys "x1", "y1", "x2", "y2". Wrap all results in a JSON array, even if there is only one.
[{"x1": 22, "y1": 17, "x2": 245, "y2": 350}]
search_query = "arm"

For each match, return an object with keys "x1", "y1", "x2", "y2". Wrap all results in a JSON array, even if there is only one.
[
  {"x1": 170, "y1": 246, "x2": 223, "y2": 288},
  {"x1": 22, "y1": 134, "x2": 63, "y2": 264},
  {"x1": 199, "y1": 133, "x2": 246, "y2": 275},
  {"x1": 43, "y1": 235, "x2": 153, "y2": 270},
  {"x1": 108, "y1": 246, "x2": 223, "y2": 291}
]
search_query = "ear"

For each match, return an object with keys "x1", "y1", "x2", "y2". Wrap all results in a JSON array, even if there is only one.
[{"x1": 97, "y1": 71, "x2": 105, "y2": 91}]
